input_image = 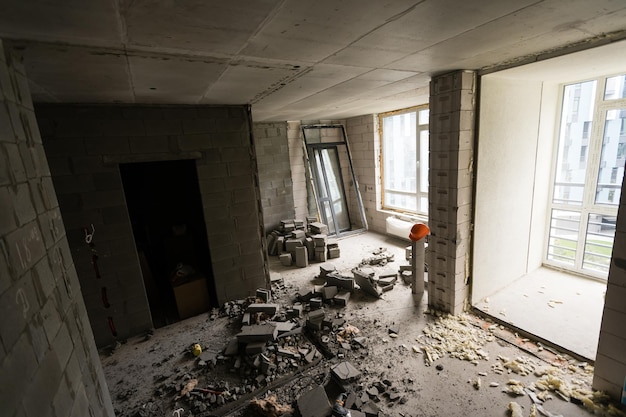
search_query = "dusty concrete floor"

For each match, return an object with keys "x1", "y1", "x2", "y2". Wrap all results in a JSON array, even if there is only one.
[{"x1": 101, "y1": 232, "x2": 616, "y2": 417}]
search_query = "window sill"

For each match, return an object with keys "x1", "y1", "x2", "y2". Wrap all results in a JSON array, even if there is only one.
[{"x1": 378, "y1": 208, "x2": 429, "y2": 224}]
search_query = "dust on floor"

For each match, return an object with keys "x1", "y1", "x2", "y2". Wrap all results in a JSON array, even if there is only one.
[{"x1": 100, "y1": 233, "x2": 621, "y2": 417}]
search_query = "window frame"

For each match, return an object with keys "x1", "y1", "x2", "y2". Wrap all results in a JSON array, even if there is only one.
[
  {"x1": 378, "y1": 104, "x2": 430, "y2": 215},
  {"x1": 545, "y1": 73, "x2": 626, "y2": 279}
]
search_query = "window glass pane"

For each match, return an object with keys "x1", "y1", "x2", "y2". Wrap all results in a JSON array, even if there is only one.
[
  {"x1": 595, "y1": 108, "x2": 626, "y2": 205},
  {"x1": 547, "y1": 209, "x2": 580, "y2": 265},
  {"x1": 552, "y1": 80, "x2": 597, "y2": 205},
  {"x1": 383, "y1": 112, "x2": 417, "y2": 211},
  {"x1": 582, "y1": 213, "x2": 615, "y2": 273},
  {"x1": 604, "y1": 74, "x2": 626, "y2": 100}
]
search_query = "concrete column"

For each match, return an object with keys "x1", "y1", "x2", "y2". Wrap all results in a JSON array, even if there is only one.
[
  {"x1": 426, "y1": 70, "x2": 476, "y2": 314},
  {"x1": 593, "y1": 172, "x2": 626, "y2": 400}
]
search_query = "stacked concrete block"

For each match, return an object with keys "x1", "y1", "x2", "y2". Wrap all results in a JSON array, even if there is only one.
[
  {"x1": 0, "y1": 42, "x2": 115, "y2": 417},
  {"x1": 313, "y1": 234, "x2": 328, "y2": 262},
  {"x1": 37, "y1": 101, "x2": 269, "y2": 346},
  {"x1": 310, "y1": 222, "x2": 329, "y2": 235},
  {"x1": 426, "y1": 70, "x2": 476, "y2": 314},
  {"x1": 267, "y1": 220, "x2": 339, "y2": 267},
  {"x1": 328, "y1": 241, "x2": 340, "y2": 259}
]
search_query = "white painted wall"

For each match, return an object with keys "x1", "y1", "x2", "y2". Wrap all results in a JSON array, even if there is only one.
[{"x1": 473, "y1": 76, "x2": 545, "y2": 303}]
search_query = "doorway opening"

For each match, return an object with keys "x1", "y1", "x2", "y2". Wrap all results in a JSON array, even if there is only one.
[
  {"x1": 302, "y1": 124, "x2": 367, "y2": 237},
  {"x1": 473, "y1": 42, "x2": 626, "y2": 361},
  {"x1": 120, "y1": 159, "x2": 214, "y2": 328}
]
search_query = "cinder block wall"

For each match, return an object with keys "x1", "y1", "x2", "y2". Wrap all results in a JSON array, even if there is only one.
[
  {"x1": 345, "y1": 115, "x2": 387, "y2": 233},
  {"x1": 593, "y1": 182, "x2": 626, "y2": 399},
  {"x1": 287, "y1": 121, "x2": 309, "y2": 221},
  {"x1": 426, "y1": 70, "x2": 476, "y2": 314},
  {"x1": 0, "y1": 42, "x2": 114, "y2": 417},
  {"x1": 253, "y1": 122, "x2": 295, "y2": 232},
  {"x1": 35, "y1": 104, "x2": 267, "y2": 347}
]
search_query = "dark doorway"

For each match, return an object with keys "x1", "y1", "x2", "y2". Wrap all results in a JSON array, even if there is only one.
[{"x1": 120, "y1": 159, "x2": 214, "y2": 328}]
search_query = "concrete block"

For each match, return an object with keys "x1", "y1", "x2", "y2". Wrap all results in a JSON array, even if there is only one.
[
  {"x1": 331, "y1": 361, "x2": 361, "y2": 382},
  {"x1": 322, "y1": 286, "x2": 337, "y2": 300},
  {"x1": 269, "y1": 321, "x2": 296, "y2": 335},
  {"x1": 245, "y1": 341, "x2": 266, "y2": 355},
  {"x1": 295, "y1": 246, "x2": 308, "y2": 267},
  {"x1": 285, "y1": 238, "x2": 302, "y2": 253},
  {"x1": 315, "y1": 248, "x2": 328, "y2": 262},
  {"x1": 353, "y1": 268, "x2": 381, "y2": 298},
  {"x1": 256, "y1": 288, "x2": 271, "y2": 302},
  {"x1": 297, "y1": 385, "x2": 331, "y2": 417},
  {"x1": 309, "y1": 222, "x2": 329, "y2": 235},
  {"x1": 333, "y1": 291, "x2": 351, "y2": 306},
  {"x1": 246, "y1": 304, "x2": 279, "y2": 316},
  {"x1": 279, "y1": 253, "x2": 292, "y2": 266},
  {"x1": 313, "y1": 234, "x2": 327, "y2": 247},
  {"x1": 309, "y1": 297, "x2": 323, "y2": 309},
  {"x1": 319, "y1": 263, "x2": 336, "y2": 279},
  {"x1": 224, "y1": 338, "x2": 239, "y2": 356},
  {"x1": 292, "y1": 229, "x2": 305, "y2": 239},
  {"x1": 236, "y1": 324, "x2": 278, "y2": 343},
  {"x1": 328, "y1": 247, "x2": 340, "y2": 259},
  {"x1": 305, "y1": 237, "x2": 315, "y2": 260}
]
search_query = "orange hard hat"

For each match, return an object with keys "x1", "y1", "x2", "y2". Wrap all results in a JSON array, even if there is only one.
[{"x1": 409, "y1": 223, "x2": 430, "y2": 241}]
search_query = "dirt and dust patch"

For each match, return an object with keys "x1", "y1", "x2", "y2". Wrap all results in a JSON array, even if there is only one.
[{"x1": 101, "y1": 240, "x2": 622, "y2": 417}]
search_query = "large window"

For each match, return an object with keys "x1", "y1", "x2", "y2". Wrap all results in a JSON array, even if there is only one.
[
  {"x1": 379, "y1": 105, "x2": 429, "y2": 215},
  {"x1": 546, "y1": 74, "x2": 626, "y2": 278}
]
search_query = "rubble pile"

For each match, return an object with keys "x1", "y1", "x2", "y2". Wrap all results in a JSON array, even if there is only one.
[
  {"x1": 359, "y1": 247, "x2": 395, "y2": 266},
  {"x1": 266, "y1": 219, "x2": 340, "y2": 267}
]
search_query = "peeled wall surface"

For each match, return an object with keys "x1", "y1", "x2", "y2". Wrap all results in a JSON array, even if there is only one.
[
  {"x1": 0, "y1": 41, "x2": 114, "y2": 417},
  {"x1": 36, "y1": 103, "x2": 267, "y2": 347}
]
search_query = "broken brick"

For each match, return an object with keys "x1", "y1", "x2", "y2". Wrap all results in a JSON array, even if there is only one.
[
  {"x1": 331, "y1": 361, "x2": 361, "y2": 382},
  {"x1": 297, "y1": 385, "x2": 331, "y2": 417},
  {"x1": 236, "y1": 324, "x2": 278, "y2": 343}
]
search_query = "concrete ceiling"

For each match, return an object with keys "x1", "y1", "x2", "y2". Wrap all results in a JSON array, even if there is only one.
[{"x1": 1, "y1": 0, "x2": 626, "y2": 121}]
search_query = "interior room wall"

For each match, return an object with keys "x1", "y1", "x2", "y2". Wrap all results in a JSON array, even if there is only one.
[
  {"x1": 472, "y1": 76, "x2": 546, "y2": 303},
  {"x1": 253, "y1": 122, "x2": 295, "y2": 233},
  {"x1": 345, "y1": 115, "x2": 387, "y2": 233},
  {"x1": 0, "y1": 41, "x2": 115, "y2": 417},
  {"x1": 35, "y1": 104, "x2": 267, "y2": 347}
]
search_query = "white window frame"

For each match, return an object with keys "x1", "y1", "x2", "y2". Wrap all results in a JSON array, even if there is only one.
[
  {"x1": 378, "y1": 105, "x2": 429, "y2": 215},
  {"x1": 545, "y1": 73, "x2": 626, "y2": 279}
]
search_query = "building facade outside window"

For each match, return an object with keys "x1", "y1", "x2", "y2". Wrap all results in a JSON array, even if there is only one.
[
  {"x1": 546, "y1": 73, "x2": 626, "y2": 278},
  {"x1": 379, "y1": 105, "x2": 429, "y2": 215}
]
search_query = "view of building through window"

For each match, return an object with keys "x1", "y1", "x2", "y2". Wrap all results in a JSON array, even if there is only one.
[
  {"x1": 547, "y1": 74, "x2": 626, "y2": 277},
  {"x1": 379, "y1": 106, "x2": 429, "y2": 215}
]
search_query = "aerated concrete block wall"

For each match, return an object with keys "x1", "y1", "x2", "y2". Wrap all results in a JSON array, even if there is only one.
[
  {"x1": 253, "y1": 122, "x2": 295, "y2": 233},
  {"x1": 0, "y1": 42, "x2": 114, "y2": 417},
  {"x1": 593, "y1": 180, "x2": 626, "y2": 399},
  {"x1": 287, "y1": 121, "x2": 310, "y2": 221},
  {"x1": 36, "y1": 103, "x2": 267, "y2": 347},
  {"x1": 345, "y1": 114, "x2": 386, "y2": 234},
  {"x1": 426, "y1": 70, "x2": 476, "y2": 314}
]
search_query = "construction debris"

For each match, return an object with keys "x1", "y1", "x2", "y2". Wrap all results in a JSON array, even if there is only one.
[
  {"x1": 508, "y1": 401, "x2": 524, "y2": 417},
  {"x1": 248, "y1": 395, "x2": 293, "y2": 417},
  {"x1": 417, "y1": 313, "x2": 491, "y2": 366}
]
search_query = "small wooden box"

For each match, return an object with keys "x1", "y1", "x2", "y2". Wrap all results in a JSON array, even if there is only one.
[{"x1": 172, "y1": 275, "x2": 211, "y2": 320}]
